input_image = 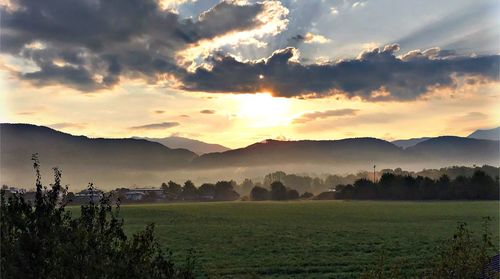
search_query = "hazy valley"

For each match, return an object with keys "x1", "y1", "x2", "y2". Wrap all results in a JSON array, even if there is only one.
[{"x1": 1, "y1": 123, "x2": 498, "y2": 190}]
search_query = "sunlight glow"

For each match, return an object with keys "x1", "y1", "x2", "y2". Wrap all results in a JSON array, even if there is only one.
[{"x1": 236, "y1": 93, "x2": 292, "y2": 128}]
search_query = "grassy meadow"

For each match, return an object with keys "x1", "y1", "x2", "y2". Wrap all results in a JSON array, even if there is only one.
[{"x1": 116, "y1": 201, "x2": 499, "y2": 278}]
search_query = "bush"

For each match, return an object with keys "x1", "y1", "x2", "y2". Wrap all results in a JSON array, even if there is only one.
[
  {"x1": 0, "y1": 155, "x2": 195, "y2": 279},
  {"x1": 426, "y1": 218, "x2": 498, "y2": 278},
  {"x1": 270, "y1": 181, "x2": 287, "y2": 200},
  {"x1": 286, "y1": 189, "x2": 299, "y2": 200},
  {"x1": 300, "y1": 192, "x2": 314, "y2": 199},
  {"x1": 314, "y1": 191, "x2": 336, "y2": 200},
  {"x1": 214, "y1": 181, "x2": 240, "y2": 201},
  {"x1": 250, "y1": 186, "x2": 269, "y2": 201}
]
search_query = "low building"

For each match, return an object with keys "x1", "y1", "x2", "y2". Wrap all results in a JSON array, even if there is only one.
[
  {"x1": 124, "y1": 191, "x2": 146, "y2": 201},
  {"x1": 123, "y1": 188, "x2": 165, "y2": 202},
  {"x1": 2, "y1": 186, "x2": 25, "y2": 195},
  {"x1": 135, "y1": 188, "x2": 165, "y2": 199},
  {"x1": 200, "y1": 194, "x2": 214, "y2": 201},
  {"x1": 23, "y1": 191, "x2": 37, "y2": 203},
  {"x1": 73, "y1": 189, "x2": 104, "y2": 203}
]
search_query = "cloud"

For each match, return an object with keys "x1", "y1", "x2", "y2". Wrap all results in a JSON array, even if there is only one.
[
  {"x1": 295, "y1": 112, "x2": 402, "y2": 133},
  {"x1": 396, "y1": 2, "x2": 497, "y2": 53},
  {"x1": 176, "y1": 0, "x2": 289, "y2": 70},
  {"x1": 445, "y1": 112, "x2": 490, "y2": 135},
  {"x1": 463, "y1": 112, "x2": 488, "y2": 120},
  {"x1": 129, "y1": 122, "x2": 180, "y2": 130},
  {"x1": 0, "y1": 0, "x2": 279, "y2": 91},
  {"x1": 196, "y1": 1, "x2": 264, "y2": 38},
  {"x1": 455, "y1": 112, "x2": 488, "y2": 122},
  {"x1": 293, "y1": 109, "x2": 359, "y2": 124},
  {"x1": 180, "y1": 44, "x2": 500, "y2": 101},
  {"x1": 154, "y1": 110, "x2": 165, "y2": 114},
  {"x1": 289, "y1": 33, "x2": 330, "y2": 44},
  {"x1": 49, "y1": 122, "x2": 87, "y2": 130},
  {"x1": 200, "y1": 109, "x2": 216, "y2": 114},
  {"x1": 3, "y1": 0, "x2": 498, "y2": 103},
  {"x1": 158, "y1": 0, "x2": 195, "y2": 10},
  {"x1": 352, "y1": 2, "x2": 366, "y2": 9},
  {"x1": 17, "y1": 111, "x2": 36, "y2": 115}
]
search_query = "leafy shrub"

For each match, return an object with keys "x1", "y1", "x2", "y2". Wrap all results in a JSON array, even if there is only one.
[
  {"x1": 426, "y1": 218, "x2": 498, "y2": 278},
  {"x1": 0, "y1": 154, "x2": 195, "y2": 279}
]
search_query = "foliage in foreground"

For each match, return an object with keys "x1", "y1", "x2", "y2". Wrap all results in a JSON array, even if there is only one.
[
  {"x1": 0, "y1": 155, "x2": 195, "y2": 279},
  {"x1": 361, "y1": 218, "x2": 499, "y2": 279}
]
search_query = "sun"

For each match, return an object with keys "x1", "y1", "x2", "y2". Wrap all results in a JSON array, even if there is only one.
[{"x1": 236, "y1": 92, "x2": 291, "y2": 128}]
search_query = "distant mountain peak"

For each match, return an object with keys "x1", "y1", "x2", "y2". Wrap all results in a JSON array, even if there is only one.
[
  {"x1": 137, "y1": 136, "x2": 230, "y2": 155},
  {"x1": 391, "y1": 137, "x2": 431, "y2": 149},
  {"x1": 467, "y1": 126, "x2": 500, "y2": 141}
]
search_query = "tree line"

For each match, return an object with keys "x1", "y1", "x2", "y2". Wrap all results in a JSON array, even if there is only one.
[
  {"x1": 5, "y1": 166, "x2": 498, "y2": 202},
  {"x1": 242, "y1": 165, "x2": 499, "y2": 196},
  {"x1": 332, "y1": 170, "x2": 499, "y2": 200},
  {"x1": 250, "y1": 181, "x2": 313, "y2": 201},
  {"x1": 161, "y1": 180, "x2": 240, "y2": 201}
]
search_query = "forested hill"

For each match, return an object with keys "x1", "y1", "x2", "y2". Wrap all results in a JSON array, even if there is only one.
[{"x1": 1, "y1": 124, "x2": 197, "y2": 169}]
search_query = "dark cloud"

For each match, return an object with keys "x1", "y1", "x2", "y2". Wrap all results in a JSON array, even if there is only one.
[
  {"x1": 129, "y1": 122, "x2": 180, "y2": 130},
  {"x1": 288, "y1": 34, "x2": 305, "y2": 45},
  {"x1": 1, "y1": 0, "x2": 266, "y2": 91},
  {"x1": 293, "y1": 109, "x2": 359, "y2": 124},
  {"x1": 200, "y1": 109, "x2": 216, "y2": 114},
  {"x1": 3, "y1": 0, "x2": 498, "y2": 100},
  {"x1": 287, "y1": 33, "x2": 329, "y2": 45},
  {"x1": 196, "y1": 1, "x2": 264, "y2": 38},
  {"x1": 154, "y1": 110, "x2": 165, "y2": 114},
  {"x1": 180, "y1": 44, "x2": 500, "y2": 101}
]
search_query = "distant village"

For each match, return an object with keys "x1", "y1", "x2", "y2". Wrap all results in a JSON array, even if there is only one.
[
  {"x1": 1, "y1": 185, "x2": 224, "y2": 204},
  {"x1": 3, "y1": 165, "x2": 498, "y2": 203}
]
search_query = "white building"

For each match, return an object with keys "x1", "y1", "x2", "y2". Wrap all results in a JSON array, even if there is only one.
[
  {"x1": 124, "y1": 191, "x2": 146, "y2": 201},
  {"x1": 74, "y1": 189, "x2": 104, "y2": 203},
  {"x1": 124, "y1": 188, "x2": 165, "y2": 201}
]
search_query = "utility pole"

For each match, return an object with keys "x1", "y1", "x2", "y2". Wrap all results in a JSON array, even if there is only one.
[{"x1": 373, "y1": 165, "x2": 376, "y2": 183}]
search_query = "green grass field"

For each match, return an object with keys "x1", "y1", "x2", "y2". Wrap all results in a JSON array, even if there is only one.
[{"x1": 116, "y1": 201, "x2": 499, "y2": 278}]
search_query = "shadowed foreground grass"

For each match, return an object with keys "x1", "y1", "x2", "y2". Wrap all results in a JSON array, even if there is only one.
[{"x1": 99, "y1": 201, "x2": 499, "y2": 278}]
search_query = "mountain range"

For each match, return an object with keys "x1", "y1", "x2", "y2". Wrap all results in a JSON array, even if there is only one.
[
  {"x1": 1, "y1": 123, "x2": 498, "y2": 189},
  {"x1": 0, "y1": 124, "x2": 197, "y2": 188},
  {"x1": 391, "y1": 126, "x2": 499, "y2": 148}
]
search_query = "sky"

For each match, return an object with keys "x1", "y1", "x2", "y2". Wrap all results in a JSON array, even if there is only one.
[{"x1": 1, "y1": 0, "x2": 499, "y2": 148}]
